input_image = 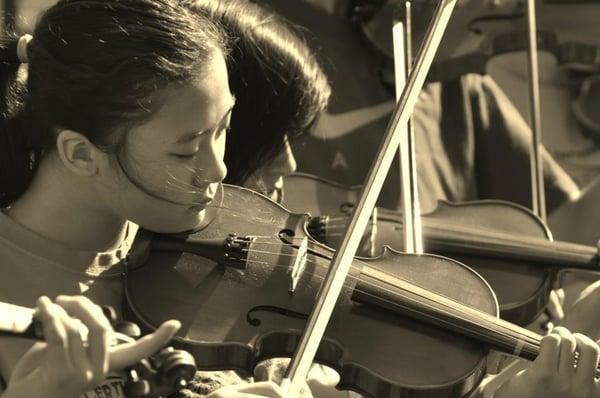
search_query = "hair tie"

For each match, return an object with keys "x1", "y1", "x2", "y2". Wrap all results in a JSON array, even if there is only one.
[{"x1": 17, "y1": 34, "x2": 33, "y2": 64}]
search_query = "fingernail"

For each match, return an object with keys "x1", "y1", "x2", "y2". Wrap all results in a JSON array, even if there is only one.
[
  {"x1": 37, "y1": 296, "x2": 51, "y2": 307},
  {"x1": 167, "y1": 319, "x2": 182, "y2": 330}
]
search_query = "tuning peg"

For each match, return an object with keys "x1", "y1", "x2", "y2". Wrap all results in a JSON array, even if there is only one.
[{"x1": 115, "y1": 321, "x2": 142, "y2": 339}]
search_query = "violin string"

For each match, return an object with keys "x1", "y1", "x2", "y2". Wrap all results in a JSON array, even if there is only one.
[
  {"x1": 252, "y1": 236, "x2": 312, "y2": 246},
  {"x1": 245, "y1": 238, "x2": 498, "y2": 310},
  {"x1": 322, "y1": 215, "x2": 507, "y2": 234},
  {"x1": 319, "y1": 233, "x2": 345, "y2": 237},
  {"x1": 322, "y1": 219, "x2": 515, "y2": 238},
  {"x1": 225, "y1": 250, "x2": 597, "y2": 374},
  {"x1": 197, "y1": 247, "x2": 535, "y2": 354},
  {"x1": 352, "y1": 287, "x2": 543, "y2": 354},
  {"x1": 242, "y1": 250, "x2": 543, "y2": 354},
  {"x1": 214, "y1": 204, "x2": 589, "y2": 259},
  {"x1": 238, "y1": 239, "x2": 543, "y2": 348},
  {"x1": 220, "y1": 256, "x2": 542, "y2": 356},
  {"x1": 239, "y1": 237, "x2": 542, "y2": 346},
  {"x1": 243, "y1": 248, "x2": 315, "y2": 258}
]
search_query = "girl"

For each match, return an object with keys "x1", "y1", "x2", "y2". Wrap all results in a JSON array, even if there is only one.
[
  {"x1": 205, "y1": 0, "x2": 331, "y2": 202},
  {"x1": 0, "y1": 0, "x2": 283, "y2": 396},
  {"x1": 178, "y1": 1, "x2": 339, "y2": 396}
]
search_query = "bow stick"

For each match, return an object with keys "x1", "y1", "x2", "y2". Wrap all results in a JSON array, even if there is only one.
[
  {"x1": 393, "y1": 1, "x2": 424, "y2": 254},
  {"x1": 281, "y1": 1, "x2": 458, "y2": 395},
  {"x1": 526, "y1": 0, "x2": 546, "y2": 221}
]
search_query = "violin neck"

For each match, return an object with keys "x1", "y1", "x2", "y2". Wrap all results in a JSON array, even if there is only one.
[
  {"x1": 0, "y1": 302, "x2": 43, "y2": 340},
  {"x1": 320, "y1": 211, "x2": 599, "y2": 269},
  {"x1": 424, "y1": 231, "x2": 599, "y2": 270},
  {"x1": 353, "y1": 265, "x2": 600, "y2": 376}
]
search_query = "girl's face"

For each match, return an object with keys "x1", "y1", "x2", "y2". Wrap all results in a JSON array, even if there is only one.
[
  {"x1": 244, "y1": 135, "x2": 297, "y2": 203},
  {"x1": 100, "y1": 49, "x2": 235, "y2": 233}
]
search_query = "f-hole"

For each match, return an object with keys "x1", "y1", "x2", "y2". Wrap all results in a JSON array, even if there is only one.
[
  {"x1": 246, "y1": 305, "x2": 309, "y2": 327},
  {"x1": 278, "y1": 229, "x2": 295, "y2": 244}
]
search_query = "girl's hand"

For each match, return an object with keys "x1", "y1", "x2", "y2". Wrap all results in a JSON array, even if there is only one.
[
  {"x1": 560, "y1": 280, "x2": 600, "y2": 340},
  {"x1": 4, "y1": 295, "x2": 180, "y2": 398},
  {"x1": 255, "y1": 358, "x2": 349, "y2": 397},
  {"x1": 494, "y1": 327, "x2": 600, "y2": 398},
  {"x1": 205, "y1": 381, "x2": 287, "y2": 398},
  {"x1": 545, "y1": 288, "x2": 566, "y2": 323}
]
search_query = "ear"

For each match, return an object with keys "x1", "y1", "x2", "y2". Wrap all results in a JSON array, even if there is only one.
[{"x1": 55, "y1": 130, "x2": 101, "y2": 176}]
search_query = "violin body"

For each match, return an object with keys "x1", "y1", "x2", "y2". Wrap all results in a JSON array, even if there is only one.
[
  {"x1": 283, "y1": 173, "x2": 599, "y2": 325},
  {"x1": 124, "y1": 185, "x2": 498, "y2": 398}
]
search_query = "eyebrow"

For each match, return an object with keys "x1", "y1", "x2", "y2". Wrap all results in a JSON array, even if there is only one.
[{"x1": 174, "y1": 95, "x2": 236, "y2": 144}]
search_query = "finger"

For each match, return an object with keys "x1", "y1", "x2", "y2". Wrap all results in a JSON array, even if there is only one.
[
  {"x1": 61, "y1": 312, "x2": 93, "y2": 382},
  {"x1": 547, "y1": 290, "x2": 565, "y2": 320},
  {"x1": 553, "y1": 327, "x2": 578, "y2": 376},
  {"x1": 8, "y1": 342, "x2": 47, "y2": 381},
  {"x1": 574, "y1": 333, "x2": 600, "y2": 385},
  {"x1": 210, "y1": 392, "x2": 264, "y2": 398},
  {"x1": 307, "y1": 364, "x2": 340, "y2": 387},
  {"x1": 36, "y1": 297, "x2": 71, "y2": 367},
  {"x1": 108, "y1": 320, "x2": 180, "y2": 371},
  {"x1": 530, "y1": 333, "x2": 561, "y2": 376},
  {"x1": 234, "y1": 381, "x2": 286, "y2": 397},
  {"x1": 556, "y1": 288, "x2": 566, "y2": 306},
  {"x1": 56, "y1": 296, "x2": 111, "y2": 378},
  {"x1": 254, "y1": 358, "x2": 289, "y2": 383}
]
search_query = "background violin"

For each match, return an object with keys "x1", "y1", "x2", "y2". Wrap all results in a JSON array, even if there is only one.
[
  {"x1": 282, "y1": 173, "x2": 599, "y2": 325},
  {"x1": 349, "y1": 0, "x2": 530, "y2": 83},
  {"x1": 124, "y1": 184, "x2": 599, "y2": 398},
  {"x1": 430, "y1": 0, "x2": 600, "y2": 147},
  {"x1": 350, "y1": 0, "x2": 600, "y2": 81}
]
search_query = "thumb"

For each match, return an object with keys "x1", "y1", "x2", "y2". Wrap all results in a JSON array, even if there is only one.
[
  {"x1": 9, "y1": 342, "x2": 47, "y2": 381},
  {"x1": 555, "y1": 288, "x2": 566, "y2": 306},
  {"x1": 108, "y1": 320, "x2": 180, "y2": 371},
  {"x1": 546, "y1": 290, "x2": 565, "y2": 321}
]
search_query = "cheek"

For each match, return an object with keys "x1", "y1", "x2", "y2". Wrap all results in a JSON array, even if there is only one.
[
  {"x1": 119, "y1": 190, "x2": 203, "y2": 233},
  {"x1": 97, "y1": 158, "x2": 201, "y2": 233}
]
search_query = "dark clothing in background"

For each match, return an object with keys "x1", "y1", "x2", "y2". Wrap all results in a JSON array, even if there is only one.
[
  {"x1": 412, "y1": 73, "x2": 575, "y2": 212},
  {"x1": 259, "y1": 0, "x2": 576, "y2": 213}
]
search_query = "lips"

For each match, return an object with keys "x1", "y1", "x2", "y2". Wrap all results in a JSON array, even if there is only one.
[
  {"x1": 188, "y1": 205, "x2": 207, "y2": 213},
  {"x1": 195, "y1": 196, "x2": 214, "y2": 205},
  {"x1": 260, "y1": 175, "x2": 283, "y2": 191},
  {"x1": 188, "y1": 184, "x2": 219, "y2": 206}
]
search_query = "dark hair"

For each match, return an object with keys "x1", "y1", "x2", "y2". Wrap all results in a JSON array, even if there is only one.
[
  {"x1": 0, "y1": 0, "x2": 227, "y2": 207},
  {"x1": 185, "y1": 0, "x2": 331, "y2": 185}
]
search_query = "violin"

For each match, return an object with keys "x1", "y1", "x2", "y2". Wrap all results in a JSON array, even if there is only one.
[
  {"x1": 123, "y1": 184, "x2": 600, "y2": 398},
  {"x1": 349, "y1": 0, "x2": 529, "y2": 83},
  {"x1": 350, "y1": 0, "x2": 600, "y2": 81},
  {"x1": 0, "y1": 301, "x2": 197, "y2": 398},
  {"x1": 281, "y1": 173, "x2": 600, "y2": 325}
]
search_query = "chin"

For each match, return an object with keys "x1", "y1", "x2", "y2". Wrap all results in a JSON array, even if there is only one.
[{"x1": 135, "y1": 208, "x2": 206, "y2": 235}]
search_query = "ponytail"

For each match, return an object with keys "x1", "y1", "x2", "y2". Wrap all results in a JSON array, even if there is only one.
[{"x1": 0, "y1": 30, "x2": 32, "y2": 208}]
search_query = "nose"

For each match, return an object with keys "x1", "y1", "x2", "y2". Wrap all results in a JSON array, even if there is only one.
[
  {"x1": 269, "y1": 137, "x2": 297, "y2": 178},
  {"x1": 195, "y1": 141, "x2": 227, "y2": 186}
]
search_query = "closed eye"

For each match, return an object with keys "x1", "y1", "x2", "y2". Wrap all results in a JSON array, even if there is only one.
[
  {"x1": 172, "y1": 125, "x2": 230, "y2": 159},
  {"x1": 172, "y1": 152, "x2": 198, "y2": 160}
]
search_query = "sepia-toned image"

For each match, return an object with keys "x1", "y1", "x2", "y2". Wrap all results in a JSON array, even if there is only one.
[{"x1": 0, "y1": 0, "x2": 599, "y2": 397}]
